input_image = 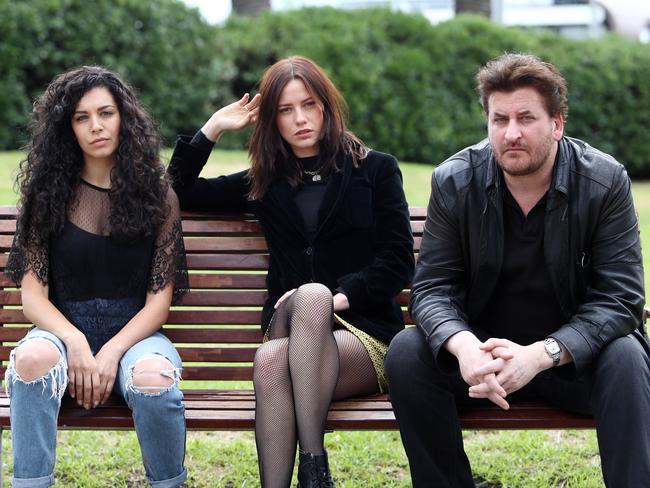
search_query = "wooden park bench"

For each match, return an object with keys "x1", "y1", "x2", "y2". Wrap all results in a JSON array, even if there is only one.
[{"x1": 0, "y1": 205, "x2": 647, "y2": 483}]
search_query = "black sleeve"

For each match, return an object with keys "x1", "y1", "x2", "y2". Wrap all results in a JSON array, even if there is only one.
[
  {"x1": 147, "y1": 188, "x2": 189, "y2": 304},
  {"x1": 408, "y1": 167, "x2": 472, "y2": 371},
  {"x1": 166, "y1": 132, "x2": 252, "y2": 213},
  {"x1": 190, "y1": 130, "x2": 216, "y2": 152},
  {"x1": 552, "y1": 166, "x2": 645, "y2": 376},
  {"x1": 5, "y1": 226, "x2": 49, "y2": 287}
]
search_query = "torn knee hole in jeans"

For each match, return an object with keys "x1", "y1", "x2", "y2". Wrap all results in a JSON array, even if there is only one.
[
  {"x1": 5, "y1": 348, "x2": 68, "y2": 400},
  {"x1": 126, "y1": 353, "x2": 182, "y2": 396}
]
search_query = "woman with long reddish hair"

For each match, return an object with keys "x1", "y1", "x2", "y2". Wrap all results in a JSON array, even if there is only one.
[{"x1": 168, "y1": 56, "x2": 413, "y2": 487}]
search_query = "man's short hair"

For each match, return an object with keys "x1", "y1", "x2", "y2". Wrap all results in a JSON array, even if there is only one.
[{"x1": 476, "y1": 53, "x2": 568, "y2": 119}]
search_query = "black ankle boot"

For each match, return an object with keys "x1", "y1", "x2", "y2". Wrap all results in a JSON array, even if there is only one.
[{"x1": 297, "y1": 449, "x2": 335, "y2": 488}]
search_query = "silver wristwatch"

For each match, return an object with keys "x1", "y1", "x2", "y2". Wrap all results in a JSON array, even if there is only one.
[{"x1": 543, "y1": 338, "x2": 561, "y2": 367}]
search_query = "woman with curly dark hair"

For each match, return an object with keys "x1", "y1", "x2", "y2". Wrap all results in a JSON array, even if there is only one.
[
  {"x1": 5, "y1": 66, "x2": 189, "y2": 488},
  {"x1": 168, "y1": 55, "x2": 414, "y2": 487}
]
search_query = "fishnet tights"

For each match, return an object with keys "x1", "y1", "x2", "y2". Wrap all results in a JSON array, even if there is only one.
[{"x1": 253, "y1": 283, "x2": 378, "y2": 488}]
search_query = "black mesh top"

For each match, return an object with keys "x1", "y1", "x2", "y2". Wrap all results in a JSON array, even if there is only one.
[{"x1": 5, "y1": 179, "x2": 189, "y2": 319}]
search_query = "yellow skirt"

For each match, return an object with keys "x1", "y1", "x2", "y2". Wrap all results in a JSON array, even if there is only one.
[
  {"x1": 333, "y1": 313, "x2": 389, "y2": 393},
  {"x1": 262, "y1": 313, "x2": 389, "y2": 393}
]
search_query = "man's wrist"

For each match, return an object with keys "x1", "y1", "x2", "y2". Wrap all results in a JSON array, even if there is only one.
[
  {"x1": 535, "y1": 341, "x2": 555, "y2": 370},
  {"x1": 445, "y1": 330, "x2": 479, "y2": 357}
]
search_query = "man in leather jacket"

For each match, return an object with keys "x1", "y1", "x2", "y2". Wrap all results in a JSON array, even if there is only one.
[{"x1": 385, "y1": 53, "x2": 649, "y2": 487}]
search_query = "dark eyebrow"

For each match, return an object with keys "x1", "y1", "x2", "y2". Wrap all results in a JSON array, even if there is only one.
[
  {"x1": 492, "y1": 109, "x2": 534, "y2": 118},
  {"x1": 277, "y1": 97, "x2": 314, "y2": 108},
  {"x1": 73, "y1": 104, "x2": 116, "y2": 114}
]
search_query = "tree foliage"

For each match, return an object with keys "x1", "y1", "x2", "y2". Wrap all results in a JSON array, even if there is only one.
[
  {"x1": 0, "y1": 0, "x2": 229, "y2": 147},
  {"x1": 2, "y1": 3, "x2": 650, "y2": 176},
  {"x1": 216, "y1": 9, "x2": 650, "y2": 176}
]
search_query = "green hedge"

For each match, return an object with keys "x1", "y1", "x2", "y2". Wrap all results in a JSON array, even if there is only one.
[
  {"x1": 2, "y1": 3, "x2": 650, "y2": 176},
  {"x1": 216, "y1": 9, "x2": 650, "y2": 176},
  {"x1": 0, "y1": 0, "x2": 228, "y2": 147}
]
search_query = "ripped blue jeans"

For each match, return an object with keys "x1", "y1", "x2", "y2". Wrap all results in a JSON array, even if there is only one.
[{"x1": 6, "y1": 327, "x2": 187, "y2": 488}]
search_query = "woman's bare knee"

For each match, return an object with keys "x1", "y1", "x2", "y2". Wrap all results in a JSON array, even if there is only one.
[
  {"x1": 14, "y1": 339, "x2": 62, "y2": 382},
  {"x1": 130, "y1": 356, "x2": 178, "y2": 394}
]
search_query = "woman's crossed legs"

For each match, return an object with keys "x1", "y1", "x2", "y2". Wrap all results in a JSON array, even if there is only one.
[{"x1": 253, "y1": 283, "x2": 379, "y2": 487}]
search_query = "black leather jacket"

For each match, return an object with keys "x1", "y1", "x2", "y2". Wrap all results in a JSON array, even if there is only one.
[{"x1": 410, "y1": 137, "x2": 645, "y2": 377}]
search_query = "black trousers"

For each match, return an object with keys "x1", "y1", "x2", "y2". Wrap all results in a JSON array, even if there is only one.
[{"x1": 384, "y1": 327, "x2": 650, "y2": 488}]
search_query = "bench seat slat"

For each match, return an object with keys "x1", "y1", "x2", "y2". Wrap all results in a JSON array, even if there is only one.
[
  {"x1": 0, "y1": 395, "x2": 595, "y2": 430},
  {"x1": 0, "y1": 365, "x2": 256, "y2": 381}
]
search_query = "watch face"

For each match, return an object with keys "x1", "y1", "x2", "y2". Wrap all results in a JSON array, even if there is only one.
[{"x1": 545, "y1": 339, "x2": 561, "y2": 355}]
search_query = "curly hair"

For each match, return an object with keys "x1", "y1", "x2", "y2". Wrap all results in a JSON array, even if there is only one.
[{"x1": 15, "y1": 66, "x2": 169, "y2": 249}]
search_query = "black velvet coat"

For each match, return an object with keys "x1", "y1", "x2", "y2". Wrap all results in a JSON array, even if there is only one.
[{"x1": 168, "y1": 136, "x2": 415, "y2": 344}]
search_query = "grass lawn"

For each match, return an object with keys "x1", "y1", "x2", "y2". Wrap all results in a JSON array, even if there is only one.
[{"x1": 1, "y1": 149, "x2": 647, "y2": 486}]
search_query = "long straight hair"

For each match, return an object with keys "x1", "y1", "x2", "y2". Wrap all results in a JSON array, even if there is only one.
[{"x1": 248, "y1": 56, "x2": 368, "y2": 200}]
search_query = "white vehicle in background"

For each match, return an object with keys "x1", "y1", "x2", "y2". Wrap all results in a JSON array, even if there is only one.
[
  {"x1": 596, "y1": 0, "x2": 650, "y2": 42},
  {"x1": 269, "y1": 0, "x2": 650, "y2": 42},
  {"x1": 477, "y1": 0, "x2": 650, "y2": 42}
]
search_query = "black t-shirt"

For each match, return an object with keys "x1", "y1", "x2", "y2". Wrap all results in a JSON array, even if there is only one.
[
  {"x1": 475, "y1": 187, "x2": 566, "y2": 345},
  {"x1": 293, "y1": 155, "x2": 328, "y2": 241}
]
